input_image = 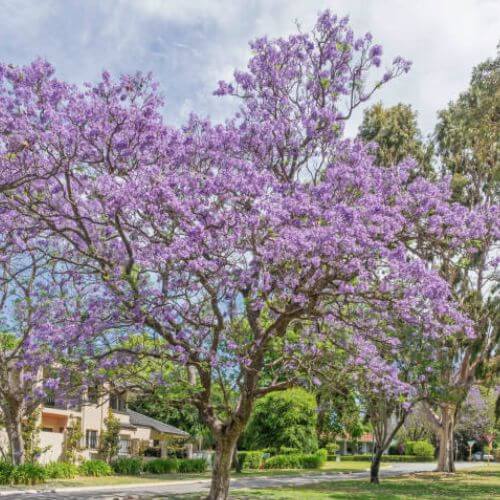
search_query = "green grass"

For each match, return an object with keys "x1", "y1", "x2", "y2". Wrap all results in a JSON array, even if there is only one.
[
  {"x1": 229, "y1": 465, "x2": 500, "y2": 499},
  {"x1": 0, "y1": 461, "x2": 374, "y2": 490},
  {"x1": 238, "y1": 460, "x2": 376, "y2": 477}
]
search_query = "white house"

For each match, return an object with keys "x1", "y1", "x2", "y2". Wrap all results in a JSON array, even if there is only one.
[{"x1": 0, "y1": 392, "x2": 189, "y2": 464}]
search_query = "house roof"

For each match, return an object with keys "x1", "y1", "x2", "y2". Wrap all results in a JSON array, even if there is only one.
[{"x1": 126, "y1": 409, "x2": 189, "y2": 438}]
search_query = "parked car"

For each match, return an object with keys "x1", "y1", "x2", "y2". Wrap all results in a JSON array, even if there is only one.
[{"x1": 472, "y1": 452, "x2": 494, "y2": 461}]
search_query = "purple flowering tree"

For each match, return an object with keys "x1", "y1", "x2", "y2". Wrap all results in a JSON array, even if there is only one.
[
  {"x1": 0, "y1": 233, "x2": 80, "y2": 464},
  {"x1": 0, "y1": 11, "x2": 490, "y2": 498}
]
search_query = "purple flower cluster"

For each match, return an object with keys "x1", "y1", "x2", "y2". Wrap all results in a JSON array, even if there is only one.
[{"x1": 0, "y1": 11, "x2": 497, "y2": 420}]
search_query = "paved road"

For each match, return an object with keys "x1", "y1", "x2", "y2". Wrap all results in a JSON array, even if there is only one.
[{"x1": 0, "y1": 462, "x2": 487, "y2": 499}]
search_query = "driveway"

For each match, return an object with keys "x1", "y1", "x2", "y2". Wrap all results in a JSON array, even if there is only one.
[{"x1": 0, "y1": 462, "x2": 486, "y2": 499}]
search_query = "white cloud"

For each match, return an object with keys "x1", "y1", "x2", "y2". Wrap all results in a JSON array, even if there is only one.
[{"x1": 0, "y1": 0, "x2": 497, "y2": 135}]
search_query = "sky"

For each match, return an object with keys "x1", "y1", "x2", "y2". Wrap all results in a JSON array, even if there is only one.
[{"x1": 0, "y1": 0, "x2": 498, "y2": 137}]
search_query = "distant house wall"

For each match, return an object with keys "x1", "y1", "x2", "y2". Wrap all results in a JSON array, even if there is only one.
[
  {"x1": 0, "y1": 392, "x2": 187, "y2": 462},
  {"x1": 39, "y1": 431, "x2": 64, "y2": 464},
  {"x1": 0, "y1": 429, "x2": 8, "y2": 458}
]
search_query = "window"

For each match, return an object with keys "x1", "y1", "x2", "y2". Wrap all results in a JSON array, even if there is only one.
[
  {"x1": 44, "y1": 394, "x2": 56, "y2": 408},
  {"x1": 42, "y1": 427, "x2": 53, "y2": 432},
  {"x1": 85, "y1": 430, "x2": 98, "y2": 449},
  {"x1": 118, "y1": 436, "x2": 130, "y2": 454},
  {"x1": 87, "y1": 386, "x2": 99, "y2": 404},
  {"x1": 110, "y1": 394, "x2": 127, "y2": 412}
]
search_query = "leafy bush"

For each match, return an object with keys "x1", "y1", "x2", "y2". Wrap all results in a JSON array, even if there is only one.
[
  {"x1": 111, "y1": 457, "x2": 143, "y2": 475},
  {"x1": 316, "y1": 448, "x2": 328, "y2": 464},
  {"x1": 300, "y1": 453, "x2": 323, "y2": 469},
  {"x1": 143, "y1": 458, "x2": 179, "y2": 474},
  {"x1": 347, "y1": 454, "x2": 434, "y2": 462},
  {"x1": 408, "y1": 440, "x2": 435, "y2": 458},
  {"x1": 325, "y1": 442, "x2": 339, "y2": 455},
  {"x1": 279, "y1": 446, "x2": 300, "y2": 455},
  {"x1": 78, "y1": 459, "x2": 113, "y2": 477},
  {"x1": 45, "y1": 461, "x2": 78, "y2": 479},
  {"x1": 0, "y1": 461, "x2": 14, "y2": 485},
  {"x1": 244, "y1": 389, "x2": 318, "y2": 452},
  {"x1": 264, "y1": 450, "x2": 327, "y2": 470},
  {"x1": 236, "y1": 451, "x2": 263, "y2": 471},
  {"x1": 10, "y1": 463, "x2": 47, "y2": 485},
  {"x1": 177, "y1": 458, "x2": 207, "y2": 473},
  {"x1": 264, "y1": 453, "x2": 303, "y2": 469}
]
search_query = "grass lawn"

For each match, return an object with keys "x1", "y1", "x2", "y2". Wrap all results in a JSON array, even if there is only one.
[
  {"x1": 0, "y1": 461, "x2": 375, "y2": 490},
  {"x1": 229, "y1": 465, "x2": 500, "y2": 499},
  {"x1": 239, "y1": 460, "x2": 376, "y2": 477}
]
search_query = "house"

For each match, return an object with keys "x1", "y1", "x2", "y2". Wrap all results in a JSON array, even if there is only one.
[
  {"x1": 337, "y1": 431, "x2": 375, "y2": 455},
  {"x1": 1, "y1": 391, "x2": 189, "y2": 464}
]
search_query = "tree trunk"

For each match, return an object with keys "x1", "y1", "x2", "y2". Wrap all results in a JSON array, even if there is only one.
[
  {"x1": 207, "y1": 435, "x2": 238, "y2": 500},
  {"x1": 436, "y1": 407, "x2": 455, "y2": 473},
  {"x1": 370, "y1": 447, "x2": 383, "y2": 484},
  {"x1": 5, "y1": 411, "x2": 25, "y2": 465}
]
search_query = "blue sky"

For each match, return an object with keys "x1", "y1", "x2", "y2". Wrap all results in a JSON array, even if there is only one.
[{"x1": 1, "y1": 0, "x2": 498, "y2": 136}]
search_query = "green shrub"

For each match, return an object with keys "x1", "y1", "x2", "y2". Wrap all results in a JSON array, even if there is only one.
[
  {"x1": 178, "y1": 458, "x2": 207, "y2": 473},
  {"x1": 316, "y1": 448, "x2": 328, "y2": 465},
  {"x1": 264, "y1": 453, "x2": 303, "y2": 469},
  {"x1": 143, "y1": 458, "x2": 179, "y2": 474},
  {"x1": 409, "y1": 440, "x2": 435, "y2": 458},
  {"x1": 45, "y1": 461, "x2": 78, "y2": 479},
  {"x1": 10, "y1": 463, "x2": 47, "y2": 485},
  {"x1": 263, "y1": 451, "x2": 326, "y2": 470},
  {"x1": 300, "y1": 453, "x2": 323, "y2": 469},
  {"x1": 346, "y1": 454, "x2": 434, "y2": 462},
  {"x1": 236, "y1": 451, "x2": 263, "y2": 471},
  {"x1": 0, "y1": 461, "x2": 14, "y2": 485},
  {"x1": 325, "y1": 442, "x2": 339, "y2": 455},
  {"x1": 111, "y1": 457, "x2": 143, "y2": 475},
  {"x1": 78, "y1": 459, "x2": 113, "y2": 477},
  {"x1": 279, "y1": 446, "x2": 300, "y2": 455},
  {"x1": 404, "y1": 441, "x2": 416, "y2": 455},
  {"x1": 244, "y1": 389, "x2": 318, "y2": 452}
]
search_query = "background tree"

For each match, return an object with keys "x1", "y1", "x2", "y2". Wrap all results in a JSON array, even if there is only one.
[
  {"x1": 0, "y1": 234, "x2": 83, "y2": 465},
  {"x1": 130, "y1": 388, "x2": 213, "y2": 451},
  {"x1": 242, "y1": 388, "x2": 318, "y2": 452},
  {"x1": 359, "y1": 50, "x2": 499, "y2": 473},
  {"x1": 455, "y1": 385, "x2": 499, "y2": 459},
  {"x1": 99, "y1": 409, "x2": 121, "y2": 464},
  {"x1": 397, "y1": 405, "x2": 435, "y2": 444},
  {"x1": 358, "y1": 102, "x2": 433, "y2": 175},
  {"x1": 422, "y1": 48, "x2": 499, "y2": 472}
]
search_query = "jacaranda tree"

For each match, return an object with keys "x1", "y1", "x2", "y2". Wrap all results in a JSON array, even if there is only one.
[
  {"x1": 0, "y1": 227, "x2": 84, "y2": 464},
  {"x1": 0, "y1": 11, "x2": 495, "y2": 499}
]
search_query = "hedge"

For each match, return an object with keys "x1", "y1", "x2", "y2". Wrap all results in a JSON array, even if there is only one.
[
  {"x1": 45, "y1": 461, "x2": 79, "y2": 479},
  {"x1": 264, "y1": 450, "x2": 327, "y2": 470},
  {"x1": 111, "y1": 457, "x2": 143, "y2": 475},
  {"x1": 143, "y1": 458, "x2": 179, "y2": 474},
  {"x1": 237, "y1": 451, "x2": 263, "y2": 470},
  {"x1": 0, "y1": 456, "x2": 206, "y2": 485},
  {"x1": 0, "y1": 461, "x2": 48, "y2": 485},
  {"x1": 346, "y1": 454, "x2": 434, "y2": 462},
  {"x1": 10, "y1": 463, "x2": 47, "y2": 485},
  {"x1": 0, "y1": 462, "x2": 14, "y2": 485},
  {"x1": 405, "y1": 440, "x2": 435, "y2": 458},
  {"x1": 178, "y1": 458, "x2": 207, "y2": 473},
  {"x1": 143, "y1": 457, "x2": 207, "y2": 474},
  {"x1": 78, "y1": 459, "x2": 113, "y2": 477}
]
